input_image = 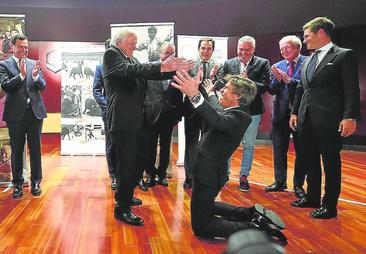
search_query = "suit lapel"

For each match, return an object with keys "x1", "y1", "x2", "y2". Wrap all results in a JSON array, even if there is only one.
[
  {"x1": 312, "y1": 46, "x2": 337, "y2": 79},
  {"x1": 245, "y1": 56, "x2": 255, "y2": 74},
  {"x1": 7, "y1": 57, "x2": 20, "y2": 76}
]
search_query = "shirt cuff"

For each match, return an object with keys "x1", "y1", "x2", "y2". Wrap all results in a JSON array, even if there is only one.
[
  {"x1": 33, "y1": 75, "x2": 39, "y2": 81},
  {"x1": 190, "y1": 93, "x2": 204, "y2": 108}
]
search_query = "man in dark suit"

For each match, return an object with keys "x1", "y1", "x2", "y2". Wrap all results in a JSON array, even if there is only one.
[
  {"x1": 290, "y1": 17, "x2": 360, "y2": 219},
  {"x1": 144, "y1": 42, "x2": 183, "y2": 187},
  {"x1": 103, "y1": 28, "x2": 193, "y2": 226},
  {"x1": 0, "y1": 34, "x2": 47, "y2": 199},
  {"x1": 183, "y1": 37, "x2": 221, "y2": 189},
  {"x1": 266, "y1": 35, "x2": 306, "y2": 198},
  {"x1": 220, "y1": 36, "x2": 270, "y2": 192},
  {"x1": 92, "y1": 38, "x2": 117, "y2": 190},
  {"x1": 171, "y1": 71, "x2": 286, "y2": 241}
]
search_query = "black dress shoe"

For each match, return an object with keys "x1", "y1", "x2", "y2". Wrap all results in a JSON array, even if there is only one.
[
  {"x1": 114, "y1": 209, "x2": 144, "y2": 226},
  {"x1": 264, "y1": 182, "x2": 287, "y2": 192},
  {"x1": 294, "y1": 186, "x2": 306, "y2": 199},
  {"x1": 146, "y1": 176, "x2": 156, "y2": 187},
  {"x1": 291, "y1": 197, "x2": 320, "y2": 208},
  {"x1": 158, "y1": 177, "x2": 168, "y2": 187},
  {"x1": 131, "y1": 197, "x2": 142, "y2": 206},
  {"x1": 183, "y1": 178, "x2": 192, "y2": 189},
  {"x1": 111, "y1": 178, "x2": 117, "y2": 190},
  {"x1": 138, "y1": 179, "x2": 148, "y2": 191},
  {"x1": 252, "y1": 204, "x2": 286, "y2": 230},
  {"x1": 310, "y1": 207, "x2": 337, "y2": 219},
  {"x1": 13, "y1": 184, "x2": 23, "y2": 199},
  {"x1": 251, "y1": 216, "x2": 287, "y2": 243},
  {"x1": 31, "y1": 181, "x2": 41, "y2": 196}
]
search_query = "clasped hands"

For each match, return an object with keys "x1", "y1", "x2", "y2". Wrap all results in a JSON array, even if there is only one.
[
  {"x1": 19, "y1": 58, "x2": 41, "y2": 78},
  {"x1": 271, "y1": 65, "x2": 291, "y2": 84}
]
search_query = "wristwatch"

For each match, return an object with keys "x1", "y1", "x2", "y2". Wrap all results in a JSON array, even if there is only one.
[{"x1": 189, "y1": 93, "x2": 201, "y2": 104}]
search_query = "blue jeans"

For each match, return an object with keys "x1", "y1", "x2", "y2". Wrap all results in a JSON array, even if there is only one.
[{"x1": 239, "y1": 114, "x2": 262, "y2": 177}]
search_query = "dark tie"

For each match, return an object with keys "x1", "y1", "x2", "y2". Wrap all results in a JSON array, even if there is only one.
[
  {"x1": 201, "y1": 61, "x2": 208, "y2": 81},
  {"x1": 306, "y1": 50, "x2": 320, "y2": 81},
  {"x1": 287, "y1": 61, "x2": 294, "y2": 77}
]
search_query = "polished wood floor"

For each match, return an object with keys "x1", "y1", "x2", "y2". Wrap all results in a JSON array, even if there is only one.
[{"x1": 1, "y1": 139, "x2": 366, "y2": 254}]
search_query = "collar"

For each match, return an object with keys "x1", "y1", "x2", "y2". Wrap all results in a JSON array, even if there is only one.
[
  {"x1": 13, "y1": 55, "x2": 21, "y2": 63},
  {"x1": 224, "y1": 105, "x2": 240, "y2": 111},
  {"x1": 286, "y1": 55, "x2": 300, "y2": 65},
  {"x1": 317, "y1": 42, "x2": 333, "y2": 54},
  {"x1": 238, "y1": 55, "x2": 253, "y2": 66}
]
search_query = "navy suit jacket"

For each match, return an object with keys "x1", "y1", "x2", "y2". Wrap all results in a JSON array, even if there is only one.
[
  {"x1": 93, "y1": 63, "x2": 107, "y2": 119},
  {"x1": 220, "y1": 56, "x2": 270, "y2": 115},
  {"x1": 0, "y1": 57, "x2": 47, "y2": 122},
  {"x1": 292, "y1": 45, "x2": 360, "y2": 128},
  {"x1": 268, "y1": 55, "x2": 306, "y2": 123}
]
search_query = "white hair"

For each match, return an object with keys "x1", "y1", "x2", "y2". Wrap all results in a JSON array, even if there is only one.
[
  {"x1": 110, "y1": 28, "x2": 135, "y2": 47},
  {"x1": 238, "y1": 35, "x2": 256, "y2": 48},
  {"x1": 279, "y1": 35, "x2": 302, "y2": 50}
]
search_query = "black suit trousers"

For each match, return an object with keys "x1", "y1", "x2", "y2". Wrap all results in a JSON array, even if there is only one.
[
  {"x1": 7, "y1": 107, "x2": 43, "y2": 185},
  {"x1": 184, "y1": 113, "x2": 201, "y2": 179},
  {"x1": 191, "y1": 155, "x2": 251, "y2": 238},
  {"x1": 102, "y1": 114, "x2": 115, "y2": 178},
  {"x1": 298, "y1": 120, "x2": 342, "y2": 210},
  {"x1": 146, "y1": 119, "x2": 175, "y2": 179},
  {"x1": 272, "y1": 115, "x2": 305, "y2": 186},
  {"x1": 110, "y1": 131, "x2": 139, "y2": 209}
]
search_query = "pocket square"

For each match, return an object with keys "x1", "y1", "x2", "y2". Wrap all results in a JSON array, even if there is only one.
[{"x1": 326, "y1": 63, "x2": 334, "y2": 65}]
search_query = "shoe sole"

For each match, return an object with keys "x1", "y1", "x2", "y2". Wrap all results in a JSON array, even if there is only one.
[{"x1": 254, "y1": 204, "x2": 286, "y2": 229}]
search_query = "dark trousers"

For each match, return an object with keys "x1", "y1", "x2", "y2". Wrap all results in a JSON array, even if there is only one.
[
  {"x1": 146, "y1": 119, "x2": 175, "y2": 179},
  {"x1": 298, "y1": 120, "x2": 342, "y2": 210},
  {"x1": 110, "y1": 131, "x2": 139, "y2": 210},
  {"x1": 102, "y1": 116, "x2": 115, "y2": 178},
  {"x1": 184, "y1": 114, "x2": 201, "y2": 180},
  {"x1": 7, "y1": 107, "x2": 43, "y2": 185},
  {"x1": 272, "y1": 115, "x2": 305, "y2": 186},
  {"x1": 191, "y1": 179, "x2": 252, "y2": 238}
]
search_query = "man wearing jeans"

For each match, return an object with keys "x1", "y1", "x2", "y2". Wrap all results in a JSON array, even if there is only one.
[{"x1": 221, "y1": 36, "x2": 270, "y2": 191}]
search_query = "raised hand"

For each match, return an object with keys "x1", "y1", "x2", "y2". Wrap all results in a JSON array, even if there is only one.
[
  {"x1": 32, "y1": 60, "x2": 41, "y2": 78},
  {"x1": 203, "y1": 79, "x2": 215, "y2": 94},
  {"x1": 171, "y1": 70, "x2": 200, "y2": 98},
  {"x1": 209, "y1": 64, "x2": 219, "y2": 80},
  {"x1": 161, "y1": 56, "x2": 194, "y2": 73},
  {"x1": 19, "y1": 58, "x2": 27, "y2": 77}
]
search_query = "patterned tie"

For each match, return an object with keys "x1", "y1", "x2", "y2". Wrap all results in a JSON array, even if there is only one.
[
  {"x1": 306, "y1": 50, "x2": 320, "y2": 81},
  {"x1": 287, "y1": 61, "x2": 294, "y2": 77},
  {"x1": 201, "y1": 61, "x2": 207, "y2": 81}
]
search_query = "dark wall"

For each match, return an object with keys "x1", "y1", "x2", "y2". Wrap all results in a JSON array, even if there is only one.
[
  {"x1": 1, "y1": 0, "x2": 366, "y2": 42},
  {"x1": 1, "y1": 0, "x2": 365, "y2": 145}
]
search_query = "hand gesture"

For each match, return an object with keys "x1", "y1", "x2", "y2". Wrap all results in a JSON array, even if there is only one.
[
  {"x1": 203, "y1": 79, "x2": 215, "y2": 94},
  {"x1": 161, "y1": 56, "x2": 194, "y2": 73},
  {"x1": 19, "y1": 58, "x2": 27, "y2": 77},
  {"x1": 171, "y1": 70, "x2": 200, "y2": 98},
  {"x1": 32, "y1": 60, "x2": 41, "y2": 78},
  {"x1": 209, "y1": 64, "x2": 219, "y2": 80}
]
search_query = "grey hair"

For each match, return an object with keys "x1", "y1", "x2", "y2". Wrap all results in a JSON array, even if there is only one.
[
  {"x1": 279, "y1": 35, "x2": 302, "y2": 50},
  {"x1": 238, "y1": 36, "x2": 256, "y2": 48},
  {"x1": 110, "y1": 28, "x2": 134, "y2": 47},
  {"x1": 224, "y1": 75, "x2": 257, "y2": 107}
]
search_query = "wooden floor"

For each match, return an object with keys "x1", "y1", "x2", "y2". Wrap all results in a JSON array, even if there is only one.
[{"x1": 1, "y1": 139, "x2": 366, "y2": 254}]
